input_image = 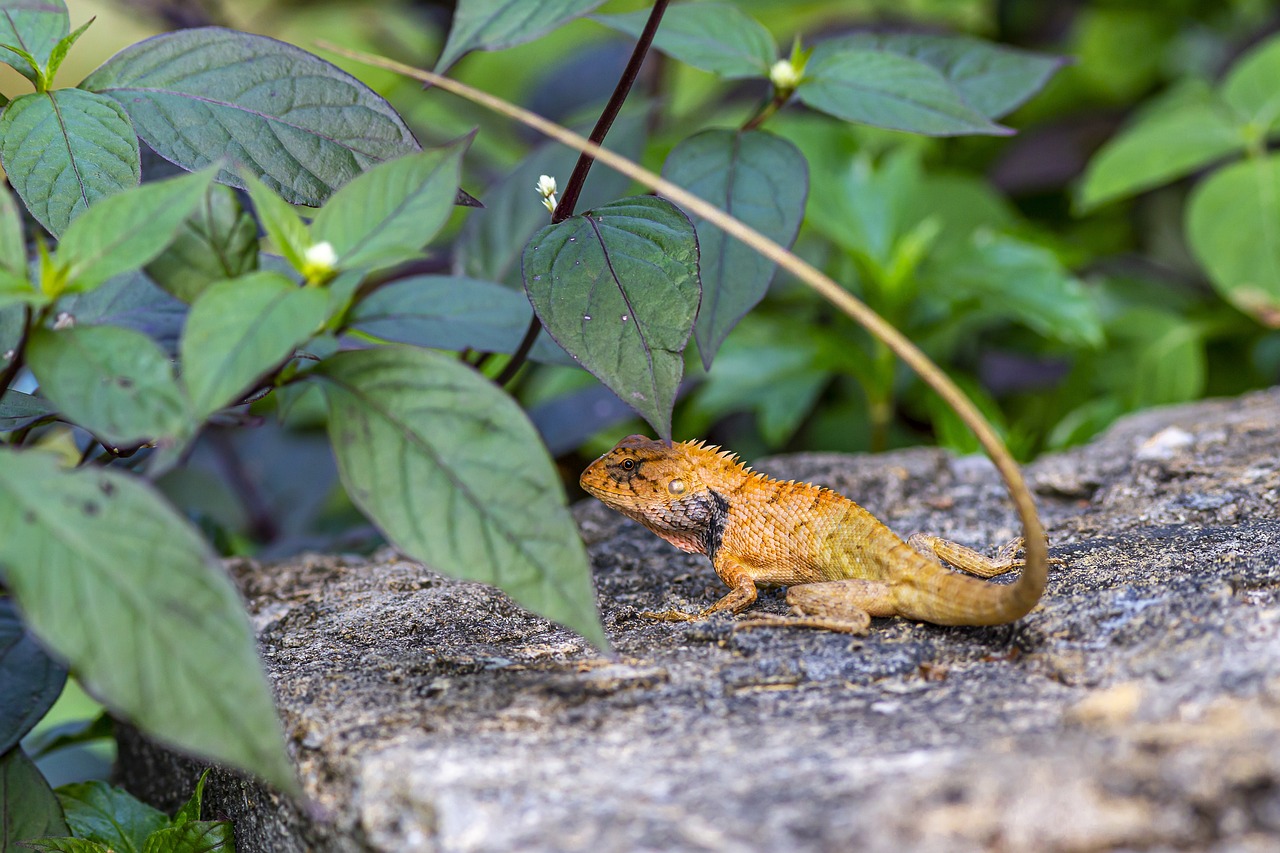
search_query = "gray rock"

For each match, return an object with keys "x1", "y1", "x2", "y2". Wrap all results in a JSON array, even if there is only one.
[{"x1": 118, "y1": 389, "x2": 1280, "y2": 852}]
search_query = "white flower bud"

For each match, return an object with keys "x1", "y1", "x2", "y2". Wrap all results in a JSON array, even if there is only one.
[
  {"x1": 770, "y1": 59, "x2": 802, "y2": 92},
  {"x1": 303, "y1": 241, "x2": 338, "y2": 270},
  {"x1": 536, "y1": 174, "x2": 558, "y2": 198}
]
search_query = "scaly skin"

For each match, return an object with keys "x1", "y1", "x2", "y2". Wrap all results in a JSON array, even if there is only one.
[{"x1": 580, "y1": 435, "x2": 1046, "y2": 633}]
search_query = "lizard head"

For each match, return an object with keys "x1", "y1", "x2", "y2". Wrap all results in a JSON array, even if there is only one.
[{"x1": 579, "y1": 435, "x2": 718, "y2": 553}]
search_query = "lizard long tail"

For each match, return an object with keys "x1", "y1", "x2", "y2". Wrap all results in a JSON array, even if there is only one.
[{"x1": 891, "y1": 545, "x2": 1047, "y2": 627}]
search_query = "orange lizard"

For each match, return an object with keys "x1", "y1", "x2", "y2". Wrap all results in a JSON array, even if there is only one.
[{"x1": 580, "y1": 435, "x2": 1046, "y2": 634}]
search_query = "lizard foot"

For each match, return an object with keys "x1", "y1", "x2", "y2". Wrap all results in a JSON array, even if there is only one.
[
  {"x1": 639, "y1": 608, "x2": 698, "y2": 623},
  {"x1": 736, "y1": 612, "x2": 870, "y2": 636}
]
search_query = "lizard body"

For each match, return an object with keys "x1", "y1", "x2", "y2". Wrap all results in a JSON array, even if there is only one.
[{"x1": 580, "y1": 435, "x2": 1046, "y2": 633}]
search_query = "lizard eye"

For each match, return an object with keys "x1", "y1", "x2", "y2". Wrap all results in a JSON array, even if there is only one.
[
  {"x1": 668, "y1": 479, "x2": 685, "y2": 495},
  {"x1": 621, "y1": 459, "x2": 635, "y2": 470}
]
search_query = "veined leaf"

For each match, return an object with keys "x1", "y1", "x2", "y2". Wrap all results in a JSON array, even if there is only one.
[
  {"x1": 523, "y1": 195, "x2": 700, "y2": 439},
  {"x1": 0, "y1": 89, "x2": 140, "y2": 237},
  {"x1": 436, "y1": 0, "x2": 607, "y2": 72},
  {"x1": 145, "y1": 184, "x2": 258, "y2": 304},
  {"x1": 0, "y1": 0, "x2": 68, "y2": 83},
  {"x1": 181, "y1": 271, "x2": 325, "y2": 419},
  {"x1": 0, "y1": 746, "x2": 70, "y2": 846},
  {"x1": 56, "y1": 781, "x2": 167, "y2": 853},
  {"x1": 661, "y1": 130, "x2": 807, "y2": 368},
  {"x1": 592, "y1": 3, "x2": 775, "y2": 79},
  {"x1": 0, "y1": 450, "x2": 298, "y2": 794},
  {"x1": 314, "y1": 346, "x2": 606, "y2": 648},
  {"x1": 82, "y1": 27, "x2": 420, "y2": 206}
]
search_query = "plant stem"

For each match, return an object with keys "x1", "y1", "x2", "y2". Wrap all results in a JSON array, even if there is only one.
[
  {"x1": 319, "y1": 43, "x2": 1051, "y2": 622},
  {"x1": 741, "y1": 89, "x2": 789, "y2": 132},
  {"x1": 494, "y1": 0, "x2": 670, "y2": 388}
]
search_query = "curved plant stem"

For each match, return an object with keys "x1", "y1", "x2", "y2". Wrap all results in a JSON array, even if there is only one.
[
  {"x1": 495, "y1": 0, "x2": 671, "y2": 388},
  {"x1": 320, "y1": 44, "x2": 1049, "y2": 619}
]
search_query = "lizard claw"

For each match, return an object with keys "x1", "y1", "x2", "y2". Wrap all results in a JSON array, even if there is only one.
[{"x1": 640, "y1": 608, "x2": 698, "y2": 623}]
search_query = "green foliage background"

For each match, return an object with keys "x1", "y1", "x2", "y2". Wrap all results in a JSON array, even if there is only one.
[{"x1": 3, "y1": 0, "x2": 1280, "y2": 842}]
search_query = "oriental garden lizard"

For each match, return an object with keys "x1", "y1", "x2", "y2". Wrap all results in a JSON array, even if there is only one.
[{"x1": 580, "y1": 435, "x2": 1046, "y2": 634}]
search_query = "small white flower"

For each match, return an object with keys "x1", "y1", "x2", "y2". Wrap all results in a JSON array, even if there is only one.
[
  {"x1": 770, "y1": 59, "x2": 802, "y2": 92},
  {"x1": 536, "y1": 174, "x2": 558, "y2": 198},
  {"x1": 52, "y1": 312, "x2": 74, "y2": 330},
  {"x1": 304, "y1": 241, "x2": 338, "y2": 270}
]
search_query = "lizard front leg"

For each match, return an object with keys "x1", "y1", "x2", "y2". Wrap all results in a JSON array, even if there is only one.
[{"x1": 642, "y1": 552, "x2": 759, "y2": 622}]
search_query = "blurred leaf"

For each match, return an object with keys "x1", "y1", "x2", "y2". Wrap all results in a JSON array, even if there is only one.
[
  {"x1": 687, "y1": 314, "x2": 839, "y2": 446},
  {"x1": 0, "y1": 0, "x2": 67, "y2": 83},
  {"x1": 523, "y1": 195, "x2": 700, "y2": 439},
  {"x1": 1077, "y1": 81, "x2": 1244, "y2": 211},
  {"x1": 241, "y1": 173, "x2": 309, "y2": 273},
  {"x1": 140, "y1": 821, "x2": 233, "y2": 853},
  {"x1": 0, "y1": 185, "x2": 25, "y2": 280},
  {"x1": 314, "y1": 346, "x2": 606, "y2": 648},
  {"x1": 83, "y1": 27, "x2": 420, "y2": 206},
  {"x1": 312, "y1": 142, "x2": 466, "y2": 271},
  {"x1": 56, "y1": 781, "x2": 166, "y2": 853},
  {"x1": 938, "y1": 231, "x2": 1103, "y2": 348},
  {"x1": 0, "y1": 391, "x2": 55, "y2": 432},
  {"x1": 436, "y1": 0, "x2": 607, "y2": 72},
  {"x1": 20, "y1": 840, "x2": 109, "y2": 853},
  {"x1": 145, "y1": 185, "x2": 258, "y2": 304},
  {"x1": 0, "y1": 598, "x2": 67, "y2": 755},
  {"x1": 1187, "y1": 155, "x2": 1280, "y2": 326},
  {"x1": 925, "y1": 373, "x2": 1007, "y2": 455},
  {"x1": 798, "y1": 48, "x2": 1008, "y2": 136},
  {"x1": 592, "y1": 3, "x2": 775, "y2": 78},
  {"x1": 0, "y1": 746, "x2": 69, "y2": 847},
  {"x1": 56, "y1": 271, "x2": 188, "y2": 353},
  {"x1": 0, "y1": 451, "x2": 298, "y2": 794},
  {"x1": 814, "y1": 33, "x2": 1063, "y2": 118},
  {"x1": 661, "y1": 129, "x2": 806, "y2": 368},
  {"x1": 1222, "y1": 32, "x2": 1280, "y2": 132},
  {"x1": 22, "y1": 713, "x2": 112, "y2": 759},
  {"x1": 0, "y1": 89, "x2": 139, "y2": 238},
  {"x1": 807, "y1": 147, "x2": 923, "y2": 269},
  {"x1": 348, "y1": 275, "x2": 568, "y2": 363},
  {"x1": 56, "y1": 169, "x2": 214, "y2": 294},
  {"x1": 180, "y1": 272, "x2": 325, "y2": 419},
  {"x1": 27, "y1": 325, "x2": 190, "y2": 448},
  {"x1": 453, "y1": 111, "x2": 645, "y2": 287}
]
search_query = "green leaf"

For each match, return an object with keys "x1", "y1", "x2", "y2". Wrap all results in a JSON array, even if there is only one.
[
  {"x1": 22, "y1": 713, "x2": 112, "y2": 760},
  {"x1": 0, "y1": 391, "x2": 55, "y2": 432},
  {"x1": 453, "y1": 111, "x2": 646, "y2": 287},
  {"x1": 797, "y1": 48, "x2": 1009, "y2": 136},
  {"x1": 813, "y1": 33, "x2": 1064, "y2": 119},
  {"x1": 171, "y1": 770, "x2": 208, "y2": 826},
  {"x1": 592, "y1": 3, "x2": 776, "y2": 79},
  {"x1": 314, "y1": 346, "x2": 605, "y2": 649},
  {"x1": 82, "y1": 27, "x2": 421, "y2": 206},
  {"x1": 0, "y1": 598, "x2": 67, "y2": 754},
  {"x1": 145, "y1": 184, "x2": 258, "y2": 304},
  {"x1": 523, "y1": 195, "x2": 700, "y2": 439},
  {"x1": 0, "y1": 746, "x2": 70, "y2": 847},
  {"x1": 939, "y1": 231, "x2": 1103, "y2": 348},
  {"x1": 806, "y1": 146, "x2": 924, "y2": 269},
  {"x1": 661, "y1": 130, "x2": 807, "y2": 368},
  {"x1": 1112, "y1": 310, "x2": 1206, "y2": 408},
  {"x1": 435, "y1": 0, "x2": 607, "y2": 72},
  {"x1": 55, "y1": 782, "x2": 166, "y2": 853},
  {"x1": 1186, "y1": 154, "x2": 1280, "y2": 326},
  {"x1": 1077, "y1": 81, "x2": 1244, "y2": 211},
  {"x1": 56, "y1": 169, "x2": 214, "y2": 293},
  {"x1": 348, "y1": 275, "x2": 568, "y2": 363},
  {"x1": 55, "y1": 271, "x2": 187, "y2": 352},
  {"x1": 0, "y1": 185, "x2": 25, "y2": 281},
  {"x1": 311, "y1": 142, "x2": 466, "y2": 271},
  {"x1": 0, "y1": 89, "x2": 140, "y2": 238},
  {"x1": 43, "y1": 14, "x2": 91, "y2": 84},
  {"x1": 180, "y1": 271, "x2": 325, "y2": 419},
  {"x1": 20, "y1": 839, "x2": 109, "y2": 853},
  {"x1": 140, "y1": 821, "x2": 233, "y2": 853},
  {"x1": 26, "y1": 325, "x2": 190, "y2": 448},
  {"x1": 1222, "y1": 32, "x2": 1280, "y2": 132},
  {"x1": 240, "y1": 173, "x2": 309, "y2": 273},
  {"x1": 0, "y1": 450, "x2": 297, "y2": 794},
  {"x1": 0, "y1": 0, "x2": 67, "y2": 84}
]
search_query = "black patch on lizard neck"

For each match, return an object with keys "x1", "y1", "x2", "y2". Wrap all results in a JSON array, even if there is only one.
[{"x1": 700, "y1": 489, "x2": 729, "y2": 562}]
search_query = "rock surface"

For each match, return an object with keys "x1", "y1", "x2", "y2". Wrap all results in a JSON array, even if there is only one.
[{"x1": 118, "y1": 390, "x2": 1280, "y2": 852}]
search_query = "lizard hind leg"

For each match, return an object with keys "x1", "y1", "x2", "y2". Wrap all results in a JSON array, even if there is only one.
[
  {"x1": 738, "y1": 579, "x2": 894, "y2": 635},
  {"x1": 907, "y1": 534, "x2": 1024, "y2": 578}
]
